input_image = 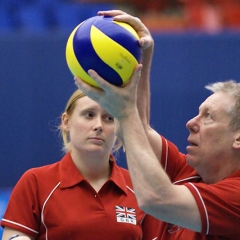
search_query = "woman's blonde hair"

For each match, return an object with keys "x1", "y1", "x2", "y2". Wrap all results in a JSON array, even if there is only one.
[{"x1": 59, "y1": 88, "x2": 122, "y2": 153}]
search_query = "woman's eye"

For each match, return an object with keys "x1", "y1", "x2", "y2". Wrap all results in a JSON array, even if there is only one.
[
  {"x1": 85, "y1": 112, "x2": 94, "y2": 118},
  {"x1": 105, "y1": 116, "x2": 114, "y2": 122}
]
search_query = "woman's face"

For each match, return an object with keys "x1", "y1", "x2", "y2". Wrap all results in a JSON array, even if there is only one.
[{"x1": 62, "y1": 96, "x2": 117, "y2": 156}]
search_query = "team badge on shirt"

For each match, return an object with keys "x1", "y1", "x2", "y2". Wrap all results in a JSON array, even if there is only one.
[
  {"x1": 167, "y1": 223, "x2": 183, "y2": 234},
  {"x1": 115, "y1": 206, "x2": 136, "y2": 225}
]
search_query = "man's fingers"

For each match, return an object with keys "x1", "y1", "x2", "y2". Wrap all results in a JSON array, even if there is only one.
[
  {"x1": 97, "y1": 10, "x2": 126, "y2": 17},
  {"x1": 74, "y1": 75, "x2": 104, "y2": 101},
  {"x1": 97, "y1": 10, "x2": 152, "y2": 49},
  {"x1": 127, "y1": 64, "x2": 142, "y2": 90}
]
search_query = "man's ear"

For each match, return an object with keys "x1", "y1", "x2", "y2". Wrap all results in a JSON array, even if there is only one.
[
  {"x1": 62, "y1": 113, "x2": 70, "y2": 131},
  {"x1": 233, "y1": 131, "x2": 240, "y2": 149}
]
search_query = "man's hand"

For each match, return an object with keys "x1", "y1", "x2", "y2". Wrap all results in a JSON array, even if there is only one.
[
  {"x1": 74, "y1": 64, "x2": 142, "y2": 121},
  {"x1": 98, "y1": 10, "x2": 153, "y2": 50}
]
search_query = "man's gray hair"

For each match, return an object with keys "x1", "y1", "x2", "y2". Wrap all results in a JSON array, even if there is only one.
[{"x1": 205, "y1": 80, "x2": 240, "y2": 131}]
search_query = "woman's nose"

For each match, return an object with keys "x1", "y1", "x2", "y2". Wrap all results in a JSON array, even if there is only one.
[
  {"x1": 94, "y1": 125, "x2": 103, "y2": 132},
  {"x1": 93, "y1": 118, "x2": 103, "y2": 132}
]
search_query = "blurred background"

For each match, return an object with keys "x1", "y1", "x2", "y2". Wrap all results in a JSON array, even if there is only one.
[
  {"x1": 1, "y1": 0, "x2": 240, "y2": 34},
  {"x1": 1, "y1": 0, "x2": 240, "y2": 237}
]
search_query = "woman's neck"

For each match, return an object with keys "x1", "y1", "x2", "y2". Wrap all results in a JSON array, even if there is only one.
[{"x1": 70, "y1": 150, "x2": 112, "y2": 192}]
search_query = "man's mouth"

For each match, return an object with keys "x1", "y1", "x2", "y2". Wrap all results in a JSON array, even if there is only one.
[{"x1": 188, "y1": 139, "x2": 198, "y2": 146}]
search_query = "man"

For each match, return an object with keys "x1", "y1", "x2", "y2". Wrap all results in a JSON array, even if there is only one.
[{"x1": 75, "y1": 10, "x2": 240, "y2": 240}]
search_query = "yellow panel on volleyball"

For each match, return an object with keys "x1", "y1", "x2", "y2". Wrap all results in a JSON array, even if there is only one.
[
  {"x1": 90, "y1": 25, "x2": 139, "y2": 85},
  {"x1": 113, "y1": 21, "x2": 139, "y2": 40},
  {"x1": 66, "y1": 22, "x2": 98, "y2": 87}
]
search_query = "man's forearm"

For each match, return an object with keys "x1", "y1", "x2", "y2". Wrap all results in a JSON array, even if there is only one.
[{"x1": 120, "y1": 109, "x2": 172, "y2": 209}]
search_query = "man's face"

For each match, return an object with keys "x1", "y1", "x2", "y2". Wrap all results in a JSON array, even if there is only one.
[{"x1": 186, "y1": 92, "x2": 236, "y2": 178}]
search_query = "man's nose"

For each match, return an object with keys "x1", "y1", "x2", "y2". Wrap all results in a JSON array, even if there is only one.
[{"x1": 186, "y1": 117, "x2": 199, "y2": 133}]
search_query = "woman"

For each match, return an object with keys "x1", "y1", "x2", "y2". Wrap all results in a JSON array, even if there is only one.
[
  {"x1": 1, "y1": 9, "x2": 158, "y2": 239},
  {"x1": 1, "y1": 89, "x2": 159, "y2": 240}
]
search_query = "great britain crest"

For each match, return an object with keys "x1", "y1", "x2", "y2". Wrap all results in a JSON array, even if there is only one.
[{"x1": 115, "y1": 206, "x2": 136, "y2": 225}]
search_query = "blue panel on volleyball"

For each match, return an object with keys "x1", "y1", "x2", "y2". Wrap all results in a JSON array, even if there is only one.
[
  {"x1": 73, "y1": 16, "x2": 124, "y2": 86},
  {"x1": 94, "y1": 16, "x2": 141, "y2": 61}
]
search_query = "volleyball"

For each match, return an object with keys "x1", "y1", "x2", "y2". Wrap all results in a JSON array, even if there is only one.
[{"x1": 66, "y1": 16, "x2": 142, "y2": 88}]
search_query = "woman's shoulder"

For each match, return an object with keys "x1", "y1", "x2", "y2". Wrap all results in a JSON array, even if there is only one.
[
  {"x1": 18, "y1": 161, "x2": 61, "y2": 187},
  {"x1": 24, "y1": 161, "x2": 60, "y2": 176}
]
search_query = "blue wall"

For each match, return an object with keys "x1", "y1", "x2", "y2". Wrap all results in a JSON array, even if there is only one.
[{"x1": 1, "y1": 32, "x2": 240, "y2": 188}]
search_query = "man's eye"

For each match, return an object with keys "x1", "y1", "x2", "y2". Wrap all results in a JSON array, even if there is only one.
[{"x1": 206, "y1": 113, "x2": 212, "y2": 119}]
